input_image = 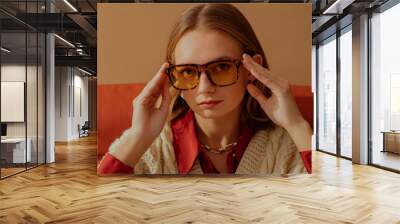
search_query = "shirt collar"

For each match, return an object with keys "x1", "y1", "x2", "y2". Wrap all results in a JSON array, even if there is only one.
[
  {"x1": 171, "y1": 109, "x2": 199, "y2": 174},
  {"x1": 171, "y1": 109, "x2": 253, "y2": 174}
]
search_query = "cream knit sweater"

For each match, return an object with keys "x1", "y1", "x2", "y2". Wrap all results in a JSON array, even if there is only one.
[{"x1": 108, "y1": 122, "x2": 307, "y2": 175}]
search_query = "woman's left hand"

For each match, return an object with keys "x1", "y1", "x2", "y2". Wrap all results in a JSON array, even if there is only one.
[
  {"x1": 242, "y1": 53, "x2": 305, "y2": 131},
  {"x1": 242, "y1": 53, "x2": 312, "y2": 151}
]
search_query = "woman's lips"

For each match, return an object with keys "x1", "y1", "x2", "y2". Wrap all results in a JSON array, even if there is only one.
[{"x1": 198, "y1": 100, "x2": 223, "y2": 109}]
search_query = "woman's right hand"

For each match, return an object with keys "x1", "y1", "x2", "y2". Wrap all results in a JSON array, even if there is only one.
[
  {"x1": 109, "y1": 63, "x2": 175, "y2": 168},
  {"x1": 131, "y1": 62, "x2": 174, "y2": 145}
]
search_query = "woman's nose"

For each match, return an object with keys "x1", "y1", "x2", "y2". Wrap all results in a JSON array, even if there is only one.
[{"x1": 197, "y1": 71, "x2": 216, "y2": 93}]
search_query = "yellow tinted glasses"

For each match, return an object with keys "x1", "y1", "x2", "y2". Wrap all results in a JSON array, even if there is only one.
[{"x1": 166, "y1": 59, "x2": 242, "y2": 90}]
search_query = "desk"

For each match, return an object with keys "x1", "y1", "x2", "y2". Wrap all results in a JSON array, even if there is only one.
[
  {"x1": 381, "y1": 131, "x2": 400, "y2": 154},
  {"x1": 1, "y1": 138, "x2": 32, "y2": 164}
]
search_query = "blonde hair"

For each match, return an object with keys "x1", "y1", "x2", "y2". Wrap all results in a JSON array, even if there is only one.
[{"x1": 166, "y1": 3, "x2": 275, "y2": 130}]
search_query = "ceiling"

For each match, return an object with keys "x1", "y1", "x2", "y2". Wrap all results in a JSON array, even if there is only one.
[{"x1": 0, "y1": 0, "x2": 391, "y2": 76}]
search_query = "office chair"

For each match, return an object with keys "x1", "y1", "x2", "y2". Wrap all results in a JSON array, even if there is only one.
[{"x1": 79, "y1": 121, "x2": 90, "y2": 138}]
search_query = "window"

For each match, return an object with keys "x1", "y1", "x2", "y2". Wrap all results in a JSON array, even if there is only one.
[
  {"x1": 370, "y1": 2, "x2": 400, "y2": 171},
  {"x1": 339, "y1": 27, "x2": 352, "y2": 158},
  {"x1": 317, "y1": 35, "x2": 337, "y2": 154}
]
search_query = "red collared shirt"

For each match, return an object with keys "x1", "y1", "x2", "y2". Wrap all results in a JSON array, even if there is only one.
[
  {"x1": 172, "y1": 109, "x2": 253, "y2": 174},
  {"x1": 97, "y1": 110, "x2": 312, "y2": 174}
]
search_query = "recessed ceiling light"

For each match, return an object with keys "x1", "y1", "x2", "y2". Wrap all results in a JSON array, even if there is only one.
[
  {"x1": 77, "y1": 67, "x2": 93, "y2": 76},
  {"x1": 63, "y1": 0, "x2": 78, "y2": 12},
  {"x1": 1, "y1": 47, "x2": 11, "y2": 53},
  {"x1": 54, "y1": 34, "x2": 75, "y2": 48},
  {"x1": 322, "y1": 0, "x2": 355, "y2": 15}
]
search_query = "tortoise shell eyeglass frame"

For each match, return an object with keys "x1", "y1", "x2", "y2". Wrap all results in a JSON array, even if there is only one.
[{"x1": 165, "y1": 58, "x2": 243, "y2": 91}]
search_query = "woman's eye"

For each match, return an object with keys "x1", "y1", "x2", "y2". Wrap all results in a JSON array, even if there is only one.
[
  {"x1": 183, "y1": 69, "x2": 195, "y2": 76},
  {"x1": 216, "y1": 63, "x2": 231, "y2": 71}
]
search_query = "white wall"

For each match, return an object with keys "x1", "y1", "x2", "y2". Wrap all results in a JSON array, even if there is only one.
[
  {"x1": 55, "y1": 66, "x2": 69, "y2": 141},
  {"x1": 54, "y1": 67, "x2": 89, "y2": 141},
  {"x1": 72, "y1": 73, "x2": 89, "y2": 138}
]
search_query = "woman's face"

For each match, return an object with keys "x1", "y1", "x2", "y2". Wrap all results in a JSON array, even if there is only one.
[{"x1": 174, "y1": 28, "x2": 249, "y2": 119}]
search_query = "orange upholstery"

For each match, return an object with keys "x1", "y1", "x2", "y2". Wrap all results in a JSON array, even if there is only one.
[
  {"x1": 97, "y1": 83, "x2": 313, "y2": 156},
  {"x1": 289, "y1": 85, "x2": 314, "y2": 131}
]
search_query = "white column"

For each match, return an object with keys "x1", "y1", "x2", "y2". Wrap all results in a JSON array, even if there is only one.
[
  {"x1": 45, "y1": 0, "x2": 56, "y2": 163},
  {"x1": 352, "y1": 14, "x2": 369, "y2": 164},
  {"x1": 46, "y1": 32, "x2": 55, "y2": 163}
]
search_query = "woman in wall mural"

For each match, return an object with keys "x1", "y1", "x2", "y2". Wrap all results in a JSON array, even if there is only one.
[{"x1": 98, "y1": 3, "x2": 312, "y2": 175}]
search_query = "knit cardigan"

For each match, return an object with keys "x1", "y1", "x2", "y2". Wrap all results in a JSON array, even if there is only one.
[{"x1": 108, "y1": 122, "x2": 307, "y2": 175}]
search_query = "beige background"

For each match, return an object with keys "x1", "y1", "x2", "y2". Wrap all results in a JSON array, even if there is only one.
[{"x1": 98, "y1": 3, "x2": 311, "y2": 86}]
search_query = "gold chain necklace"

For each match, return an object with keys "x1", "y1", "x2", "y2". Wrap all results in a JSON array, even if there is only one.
[{"x1": 200, "y1": 141, "x2": 238, "y2": 154}]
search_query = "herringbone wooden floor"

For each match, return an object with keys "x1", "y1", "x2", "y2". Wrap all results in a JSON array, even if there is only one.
[{"x1": 1, "y1": 135, "x2": 400, "y2": 224}]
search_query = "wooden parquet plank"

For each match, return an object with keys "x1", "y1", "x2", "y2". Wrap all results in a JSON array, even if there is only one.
[{"x1": 0, "y1": 134, "x2": 400, "y2": 223}]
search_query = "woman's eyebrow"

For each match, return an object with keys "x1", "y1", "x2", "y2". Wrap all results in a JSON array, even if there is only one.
[
  {"x1": 210, "y1": 56, "x2": 235, "y2": 61},
  {"x1": 199, "y1": 56, "x2": 236, "y2": 65},
  {"x1": 175, "y1": 56, "x2": 236, "y2": 66}
]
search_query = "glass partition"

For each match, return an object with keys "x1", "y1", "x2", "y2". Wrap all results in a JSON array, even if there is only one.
[
  {"x1": 38, "y1": 32, "x2": 45, "y2": 165},
  {"x1": 0, "y1": 1, "x2": 46, "y2": 179},
  {"x1": 1, "y1": 30, "x2": 28, "y2": 177},
  {"x1": 27, "y1": 28, "x2": 37, "y2": 169}
]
